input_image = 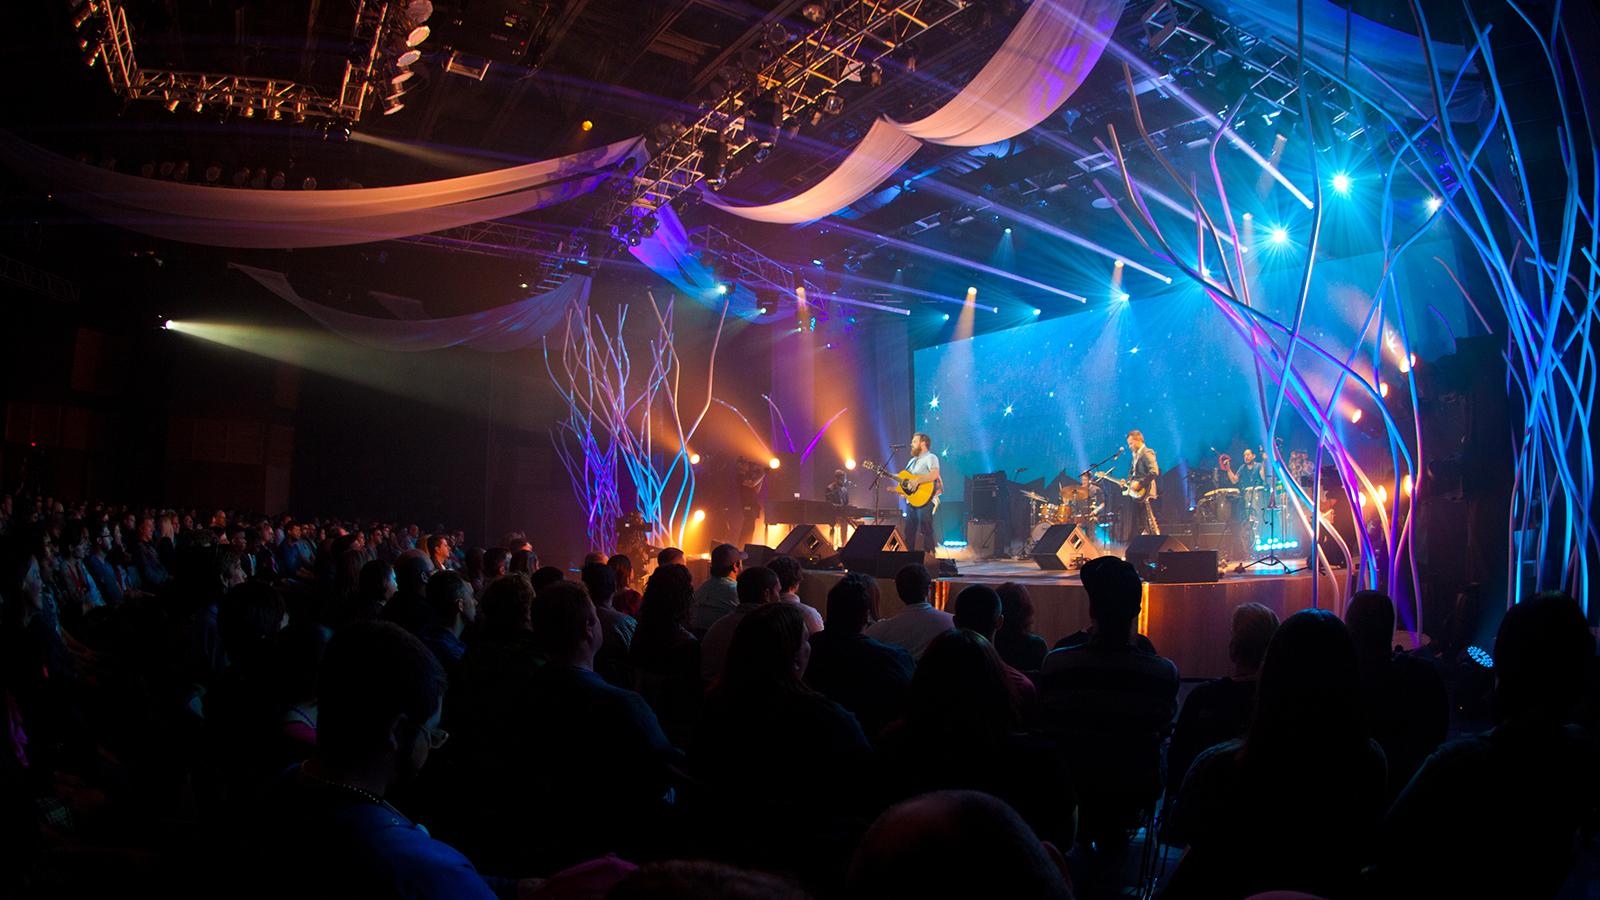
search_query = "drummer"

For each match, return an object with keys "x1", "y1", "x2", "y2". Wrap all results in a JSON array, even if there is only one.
[{"x1": 1064, "y1": 472, "x2": 1104, "y2": 519}]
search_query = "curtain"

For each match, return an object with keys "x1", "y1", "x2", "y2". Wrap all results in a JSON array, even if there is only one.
[
  {"x1": 894, "y1": 0, "x2": 1123, "y2": 147},
  {"x1": 0, "y1": 131, "x2": 646, "y2": 247},
  {"x1": 1192, "y1": 0, "x2": 1483, "y2": 122},
  {"x1": 704, "y1": 0, "x2": 1124, "y2": 225},
  {"x1": 230, "y1": 264, "x2": 588, "y2": 351},
  {"x1": 628, "y1": 206, "x2": 781, "y2": 322}
]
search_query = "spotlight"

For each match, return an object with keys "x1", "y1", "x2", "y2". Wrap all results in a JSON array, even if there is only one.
[
  {"x1": 692, "y1": 509, "x2": 706, "y2": 523},
  {"x1": 382, "y1": 101, "x2": 406, "y2": 115},
  {"x1": 1402, "y1": 474, "x2": 1414, "y2": 496},
  {"x1": 1379, "y1": 381, "x2": 1390, "y2": 398},
  {"x1": 1114, "y1": 259, "x2": 1124, "y2": 268},
  {"x1": 72, "y1": 5, "x2": 93, "y2": 28},
  {"x1": 1114, "y1": 291, "x2": 1130, "y2": 303},
  {"x1": 396, "y1": 48, "x2": 422, "y2": 66},
  {"x1": 581, "y1": 119, "x2": 593, "y2": 132},
  {"x1": 518, "y1": 282, "x2": 529, "y2": 289},
  {"x1": 192, "y1": 100, "x2": 205, "y2": 113},
  {"x1": 1031, "y1": 308, "x2": 1041, "y2": 316},
  {"x1": 1425, "y1": 196, "x2": 1442, "y2": 214},
  {"x1": 160, "y1": 319, "x2": 173, "y2": 331},
  {"x1": 689, "y1": 452, "x2": 701, "y2": 465},
  {"x1": 715, "y1": 283, "x2": 729, "y2": 295},
  {"x1": 1268, "y1": 226, "x2": 1289, "y2": 245},
  {"x1": 768, "y1": 457, "x2": 781, "y2": 470},
  {"x1": 391, "y1": 70, "x2": 414, "y2": 87},
  {"x1": 812, "y1": 258, "x2": 823, "y2": 267},
  {"x1": 1003, "y1": 227, "x2": 1012, "y2": 234},
  {"x1": 405, "y1": 24, "x2": 431, "y2": 47},
  {"x1": 165, "y1": 98, "x2": 181, "y2": 113},
  {"x1": 941, "y1": 313, "x2": 950, "y2": 321},
  {"x1": 757, "y1": 306, "x2": 771, "y2": 315},
  {"x1": 822, "y1": 94, "x2": 845, "y2": 116},
  {"x1": 801, "y1": 3, "x2": 826, "y2": 24},
  {"x1": 1466, "y1": 645, "x2": 1493, "y2": 668},
  {"x1": 1350, "y1": 408, "x2": 1363, "y2": 424},
  {"x1": 1331, "y1": 172, "x2": 1351, "y2": 195},
  {"x1": 405, "y1": 0, "x2": 434, "y2": 22},
  {"x1": 1242, "y1": 212, "x2": 1252, "y2": 220},
  {"x1": 1376, "y1": 485, "x2": 1389, "y2": 505},
  {"x1": 845, "y1": 459, "x2": 857, "y2": 470}
]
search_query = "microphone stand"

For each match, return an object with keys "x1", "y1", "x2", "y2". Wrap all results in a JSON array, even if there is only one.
[{"x1": 1081, "y1": 447, "x2": 1123, "y2": 482}]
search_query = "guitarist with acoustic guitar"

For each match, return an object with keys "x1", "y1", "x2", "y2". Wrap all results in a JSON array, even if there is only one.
[{"x1": 861, "y1": 432, "x2": 941, "y2": 553}]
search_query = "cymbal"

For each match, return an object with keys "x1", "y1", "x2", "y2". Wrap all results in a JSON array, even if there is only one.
[
  {"x1": 1058, "y1": 485, "x2": 1091, "y2": 499},
  {"x1": 1020, "y1": 490, "x2": 1049, "y2": 502}
]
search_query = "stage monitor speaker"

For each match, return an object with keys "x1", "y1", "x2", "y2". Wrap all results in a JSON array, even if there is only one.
[
  {"x1": 1126, "y1": 534, "x2": 1190, "y2": 576},
  {"x1": 1031, "y1": 523, "x2": 1106, "y2": 570},
  {"x1": 742, "y1": 544, "x2": 774, "y2": 567},
  {"x1": 1153, "y1": 549, "x2": 1220, "y2": 583},
  {"x1": 773, "y1": 525, "x2": 836, "y2": 567},
  {"x1": 966, "y1": 520, "x2": 1005, "y2": 558},
  {"x1": 840, "y1": 525, "x2": 920, "y2": 578}
]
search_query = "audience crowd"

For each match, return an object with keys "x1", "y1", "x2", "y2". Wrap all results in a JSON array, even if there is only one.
[{"x1": 1, "y1": 491, "x2": 1595, "y2": 899}]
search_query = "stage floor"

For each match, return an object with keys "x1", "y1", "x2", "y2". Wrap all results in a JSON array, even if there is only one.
[{"x1": 794, "y1": 557, "x2": 1327, "y2": 680}]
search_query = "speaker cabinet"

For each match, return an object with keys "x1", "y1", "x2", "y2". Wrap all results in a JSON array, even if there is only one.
[
  {"x1": 1031, "y1": 523, "x2": 1105, "y2": 570},
  {"x1": 742, "y1": 544, "x2": 775, "y2": 567},
  {"x1": 966, "y1": 520, "x2": 1006, "y2": 558},
  {"x1": 1126, "y1": 534, "x2": 1190, "y2": 575},
  {"x1": 841, "y1": 526, "x2": 923, "y2": 578},
  {"x1": 1154, "y1": 549, "x2": 1220, "y2": 583},
  {"x1": 773, "y1": 525, "x2": 836, "y2": 567}
]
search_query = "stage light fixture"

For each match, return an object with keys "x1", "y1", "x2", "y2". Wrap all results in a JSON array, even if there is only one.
[
  {"x1": 72, "y1": 4, "x2": 93, "y2": 29},
  {"x1": 768, "y1": 457, "x2": 781, "y2": 470},
  {"x1": 382, "y1": 101, "x2": 406, "y2": 116},
  {"x1": 689, "y1": 453, "x2": 701, "y2": 465},
  {"x1": 845, "y1": 459, "x2": 856, "y2": 470},
  {"x1": 812, "y1": 258, "x2": 823, "y2": 267},
  {"x1": 757, "y1": 306, "x2": 771, "y2": 315},
  {"x1": 518, "y1": 282, "x2": 529, "y2": 289},
  {"x1": 581, "y1": 119, "x2": 594, "y2": 132},
  {"x1": 1003, "y1": 227, "x2": 1012, "y2": 234},
  {"x1": 715, "y1": 283, "x2": 729, "y2": 295},
  {"x1": 1402, "y1": 474, "x2": 1413, "y2": 496},
  {"x1": 192, "y1": 100, "x2": 204, "y2": 113},
  {"x1": 160, "y1": 319, "x2": 173, "y2": 331},
  {"x1": 941, "y1": 313, "x2": 951, "y2": 321},
  {"x1": 1425, "y1": 195, "x2": 1442, "y2": 214},
  {"x1": 1376, "y1": 485, "x2": 1389, "y2": 505},
  {"x1": 165, "y1": 98, "x2": 181, "y2": 113},
  {"x1": 405, "y1": 24, "x2": 431, "y2": 47},
  {"x1": 391, "y1": 70, "x2": 414, "y2": 87},
  {"x1": 1268, "y1": 226, "x2": 1289, "y2": 245},
  {"x1": 1031, "y1": 308, "x2": 1041, "y2": 316},
  {"x1": 1379, "y1": 381, "x2": 1390, "y2": 398},
  {"x1": 1331, "y1": 172, "x2": 1351, "y2": 195},
  {"x1": 1114, "y1": 259, "x2": 1124, "y2": 268},
  {"x1": 1350, "y1": 408, "x2": 1363, "y2": 423},
  {"x1": 1241, "y1": 212, "x2": 1252, "y2": 220},
  {"x1": 692, "y1": 509, "x2": 706, "y2": 523},
  {"x1": 1114, "y1": 291, "x2": 1130, "y2": 303},
  {"x1": 405, "y1": 0, "x2": 434, "y2": 22},
  {"x1": 396, "y1": 48, "x2": 422, "y2": 66},
  {"x1": 801, "y1": 3, "x2": 826, "y2": 24}
]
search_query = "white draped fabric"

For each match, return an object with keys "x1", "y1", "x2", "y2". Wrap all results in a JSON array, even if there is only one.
[
  {"x1": 894, "y1": 0, "x2": 1123, "y2": 146},
  {"x1": 705, "y1": 0, "x2": 1124, "y2": 225},
  {"x1": 231, "y1": 264, "x2": 587, "y2": 352},
  {"x1": 0, "y1": 131, "x2": 646, "y2": 248}
]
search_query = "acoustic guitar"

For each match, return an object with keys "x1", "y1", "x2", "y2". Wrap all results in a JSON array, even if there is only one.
[
  {"x1": 1093, "y1": 470, "x2": 1154, "y2": 501},
  {"x1": 861, "y1": 460, "x2": 938, "y2": 509}
]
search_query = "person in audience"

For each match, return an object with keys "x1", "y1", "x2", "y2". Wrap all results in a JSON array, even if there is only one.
[
  {"x1": 609, "y1": 860, "x2": 813, "y2": 900},
  {"x1": 84, "y1": 519, "x2": 125, "y2": 606},
  {"x1": 656, "y1": 547, "x2": 686, "y2": 570},
  {"x1": 425, "y1": 534, "x2": 453, "y2": 574},
  {"x1": 327, "y1": 558, "x2": 395, "y2": 629},
  {"x1": 507, "y1": 580, "x2": 679, "y2": 872},
  {"x1": 767, "y1": 554, "x2": 823, "y2": 634},
  {"x1": 133, "y1": 515, "x2": 170, "y2": 587},
  {"x1": 877, "y1": 629, "x2": 1075, "y2": 849},
  {"x1": 509, "y1": 548, "x2": 535, "y2": 576},
  {"x1": 1377, "y1": 592, "x2": 1597, "y2": 899},
  {"x1": 629, "y1": 564, "x2": 701, "y2": 748},
  {"x1": 1164, "y1": 609, "x2": 1386, "y2": 899},
  {"x1": 994, "y1": 582, "x2": 1048, "y2": 673},
  {"x1": 580, "y1": 561, "x2": 636, "y2": 689},
  {"x1": 380, "y1": 550, "x2": 434, "y2": 635},
  {"x1": 693, "y1": 602, "x2": 873, "y2": 885},
  {"x1": 690, "y1": 543, "x2": 743, "y2": 634},
  {"x1": 531, "y1": 566, "x2": 566, "y2": 593},
  {"x1": 582, "y1": 551, "x2": 607, "y2": 568},
  {"x1": 700, "y1": 566, "x2": 780, "y2": 683},
  {"x1": 1344, "y1": 589, "x2": 1448, "y2": 798},
  {"x1": 803, "y1": 572, "x2": 914, "y2": 740},
  {"x1": 479, "y1": 547, "x2": 510, "y2": 596},
  {"x1": 463, "y1": 547, "x2": 484, "y2": 592},
  {"x1": 54, "y1": 521, "x2": 104, "y2": 618},
  {"x1": 276, "y1": 521, "x2": 314, "y2": 582},
  {"x1": 265, "y1": 621, "x2": 330, "y2": 772},
  {"x1": 847, "y1": 790, "x2": 1073, "y2": 900},
  {"x1": 863, "y1": 564, "x2": 952, "y2": 661},
  {"x1": 1165, "y1": 602, "x2": 1278, "y2": 802},
  {"x1": 247, "y1": 622, "x2": 531, "y2": 899},
  {"x1": 417, "y1": 571, "x2": 476, "y2": 675},
  {"x1": 951, "y1": 584, "x2": 1038, "y2": 723},
  {"x1": 1038, "y1": 556, "x2": 1177, "y2": 851},
  {"x1": 608, "y1": 553, "x2": 642, "y2": 616}
]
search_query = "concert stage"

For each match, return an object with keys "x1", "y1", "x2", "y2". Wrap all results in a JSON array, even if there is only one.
[{"x1": 794, "y1": 559, "x2": 1327, "y2": 680}]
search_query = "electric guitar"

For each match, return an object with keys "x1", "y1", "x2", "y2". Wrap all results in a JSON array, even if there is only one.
[
  {"x1": 861, "y1": 460, "x2": 939, "y2": 509},
  {"x1": 1093, "y1": 470, "x2": 1154, "y2": 501}
]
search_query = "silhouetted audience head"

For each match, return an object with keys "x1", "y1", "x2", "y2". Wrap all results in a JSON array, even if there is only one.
[
  {"x1": 657, "y1": 547, "x2": 685, "y2": 569},
  {"x1": 894, "y1": 564, "x2": 932, "y2": 606},
  {"x1": 358, "y1": 558, "x2": 396, "y2": 602},
  {"x1": 219, "y1": 580, "x2": 287, "y2": 664},
  {"x1": 480, "y1": 573, "x2": 535, "y2": 635},
  {"x1": 911, "y1": 627, "x2": 1014, "y2": 738},
  {"x1": 1345, "y1": 590, "x2": 1398, "y2": 674},
  {"x1": 766, "y1": 554, "x2": 802, "y2": 594},
  {"x1": 1492, "y1": 591, "x2": 1594, "y2": 724},
  {"x1": 531, "y1": 566, "x2": 566, "y2": 592},
  {"x1": 639, "y1": 564, "x2": 695, "y2": 632},
  {"x1": 269, "y1": 622, "x2": 332, "y2": 709},
  {"x1": 824, "y1": 572, "x2": 879, "y2": 634},
  {"x1": 1080, "y1": 556, "x2": 1142, "y2": 644},
  {"x1": 582, "y1": 552, "x2": 607, "y2": 568},
  {"x1": 607, "y1": 553, "x2": 634, "y2": 588},
  {"x1": 394, "y1": 550, "x2": 434, "y2": 597},
  {"x1": 482, "y1": 547, "x2": 510, "y2": 580},
  {"x1": 710, "y1": 543, "x2": 742, "y2": 578},
  {"x1": 425, "y1": 570, "x2": 475, "y2": 628},
  {"x1": 1245, "y1": 608, "x2": 1363, "y2": 762},
  {"x1": 580, "y1": 561, "x2": 617, "y2": 608},
  {"x1": 735, "y1": 565, "x2": 779, "y2": 607},
  {"x1": 848, "y1": 790, "x2": 1072, "y2": 900},
  {"x1": 720, "y1": 602, "x2": 810, "y2": 698},
  {"x1": 952, "y1": 584, "x2": 1004, "y2": 639},
  {"x1": 510, "y1": 548, "x2": 535, "y2": 575},
  {"x1": 1228, "y1": 602, "x2": 1279, "y2": 674},
  {"x1": 609, "y1": 860, "x2": 813, "y2": 900},
  {"x1": 997, "y1": 582, "x2": 1035, "y2": 636},
  {"x1": 530, "y1": 580, "x2": 600, "y2": 664},
  {"x1": 315, "y1": 621, "x2": 447, "y2": 787}
]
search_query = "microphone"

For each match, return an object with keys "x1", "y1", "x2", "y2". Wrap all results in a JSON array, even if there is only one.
[
  {"x1": 1014, "y1": 467, "x2": 1028, "y2": 473},
  {"x1": 890, "y1": 443, "x2": 909, "y2": 449}
]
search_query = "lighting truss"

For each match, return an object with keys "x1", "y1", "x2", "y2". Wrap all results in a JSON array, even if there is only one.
[
  {"x1": 698, "y1": 226, "x2": 908, "y2": 317},
  {"x1": 599, "y1": 0, "x2": 973, "y2": 239},
  {"x1": 393, "y1": 220, "x2": 588, "y2": 292},
  {"x1": 0, "y1": 253, "x2": 80, "y2": 304},
  {"x1": 75, "y1": 0, "x2": 394, "y2": 125}
]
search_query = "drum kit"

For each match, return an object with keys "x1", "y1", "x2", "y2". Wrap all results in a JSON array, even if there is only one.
[{"x1": 1021, "y1": 483, "x2": 1111, "y2": 546}]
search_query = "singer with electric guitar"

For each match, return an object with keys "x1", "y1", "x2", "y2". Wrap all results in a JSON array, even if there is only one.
[
  {"x1": 862, "y1": 432, "x2": 942, "y2": 551},
  {"x1": 1094, "y1": 429, "x2": 1161, "y2": 535}
]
